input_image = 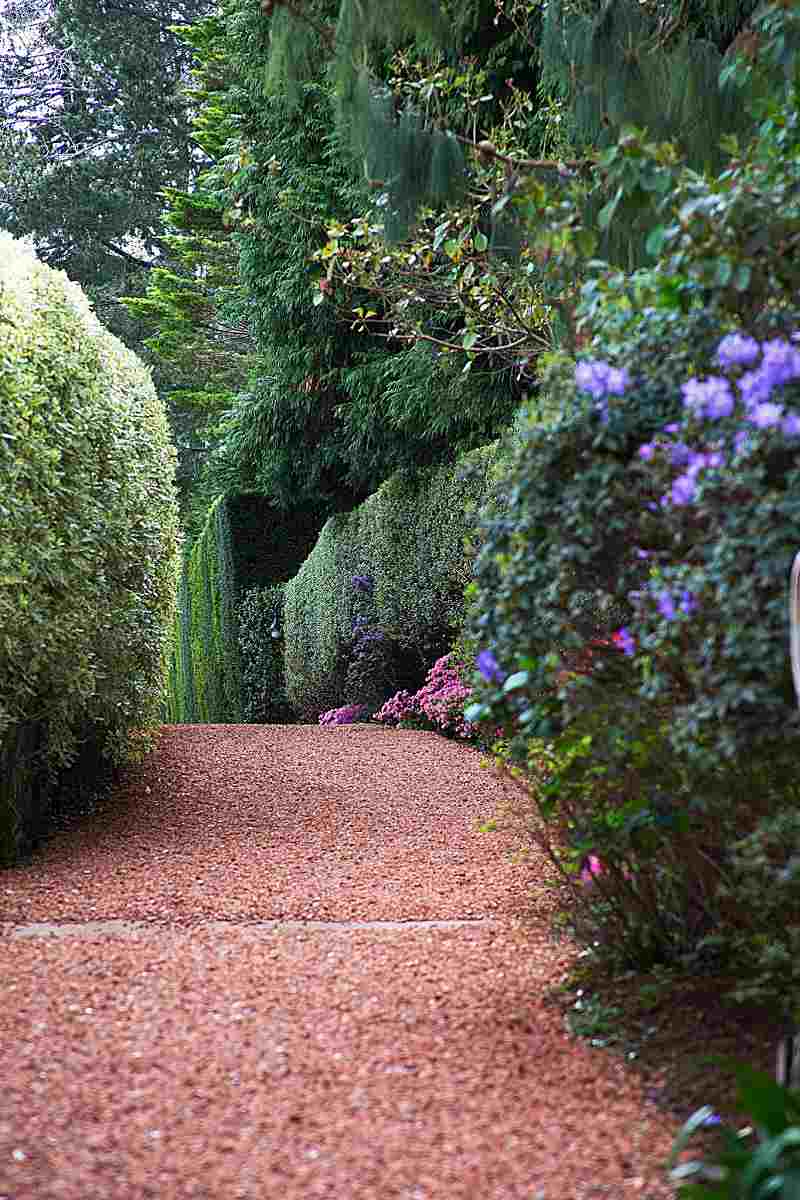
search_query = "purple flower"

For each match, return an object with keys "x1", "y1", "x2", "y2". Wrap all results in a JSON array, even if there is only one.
[
  {"x1": 664, "y1": 423, "x2": 680, "y2": 434},
  {"x1": 669, "y1": 442, "x2": 691, "y2": 467},
  {"x1": 612, "y1": 627, "x2": 636, "y2": 656},
  {"x1": 476, "y1": 650, "x2": 504, "y2": 684},
  {"x1": 761, "y1": 338, "x2": 800, "y2": 386},
  {"x1": 782, "y1": 412, "x2": 800, "y2": 438},
  {"x1": 733, "y1": 430, "x2": 752, "y2": 456},
  {"x1": 716, "y1": 332, "x2": 760, "y2": 368},
  {"x1": 738, "y1": 367, "x2": 774, "y2": 407},
  {"x1": 351, "y1": 573, "x2": 374, "y2": 595},
  {"x1": 638, "y1": 442, "x2": 656, "y2": 461},
  {"x1": 670, "y1": 474, "x2": 696, "y2": 506},
  {"x1": 574, "y1": 360, "x2": 629, "y2": 399},
  {"x1": 605, "y1": 366, "x2": 631, "y2": 395},
  {"x1": 635, "y1": 548, "x2": 650, "y2": 559},
  {"x1": 681, "y1": 376, "x2": 734, "y2": 420},
  {"x1": 679, "y1": 590, "x2": 698, "y2": 615},
  {"x1": 748, "y1": 401, "x2": 784, "y2": 429},
  {"x1": 657, "y1": 592, "x2": 677, "y2": 620}
]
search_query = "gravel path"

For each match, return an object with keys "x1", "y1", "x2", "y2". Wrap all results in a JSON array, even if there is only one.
[{"x1": 0, "y1": 724, "x2": 676, "y2": 1200}]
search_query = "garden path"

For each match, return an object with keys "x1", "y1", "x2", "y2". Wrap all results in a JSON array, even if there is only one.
[{"x1": 0, "y1": 724, "x2": 676, "y2": 1200}]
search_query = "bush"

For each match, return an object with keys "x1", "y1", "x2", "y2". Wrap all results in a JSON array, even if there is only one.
[
  {"x1": 237, "y1": 584, "x2": 293, "y2": 723},
  {"x1": 464, "y1": 34, "x2": 800, "y2": 988},
  {"x1": 374, "y1": 653, "x2": 474, "y2": 740},
  {"x1": 167, "y1": 495, "x2": 323, "y2": 723},
  {"x1": 0, "y1": 235, "x2": 179, "y2": 861},
  {"x1": 283, "y1": 445, "x2": 498, "y2": 720}
]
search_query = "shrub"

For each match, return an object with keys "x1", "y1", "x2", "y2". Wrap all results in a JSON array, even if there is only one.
[
  {"x1": 374, "y1": 654, "x2": 474, "y2": 740},
  {"x1": 167, "y1": 496, "x2": 323, "y2": 722},
  {"x1": 283, "y1": 445, "x2": 498, "y2": 720},
  {"x1": 0, "y1": 235, "x2": 179, "y2": 861},
  {"x1": 237, "y1": 584, "x2": 293, "y2": 723}
]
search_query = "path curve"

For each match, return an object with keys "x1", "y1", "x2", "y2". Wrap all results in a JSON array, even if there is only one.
[{"x1": 0, "y1": 725, "x2": 675, "y2": 1199}]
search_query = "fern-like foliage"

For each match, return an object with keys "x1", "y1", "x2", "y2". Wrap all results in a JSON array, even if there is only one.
[
  {"x1": 541, "y1": 0, "x2": 759, "y2": 168},
  {"x1": 263, "y1": 0, "x2": 464, "y2": 237}
]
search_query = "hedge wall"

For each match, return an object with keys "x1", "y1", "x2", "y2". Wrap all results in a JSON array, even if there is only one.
[
  {"x1": 167, "y1": 495, "x2": 323, "y2": 722},
  {"x1": 0, "y1": 235, "x2": 179, "y2": 862},
  {"x1": 283, "y1": 445, "x2": 500, "y2": 720}
]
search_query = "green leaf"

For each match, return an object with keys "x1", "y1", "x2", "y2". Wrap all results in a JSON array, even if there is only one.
[
  {"x1": 598, "y1": 188, "x2": 623, "y2": 232},
  {"x1": 645, "y1": 225, "x2": 666, "y2": 258},
  {"x1": 464, "y1": 702, "x2": 487, "y2": 723},
  {"x1": 714, "y1": 259, "x2": 733, "y2": 287},
  {"x1": 503, "y1": 670, "x2": 529, "y2": 693},
  {"x1": 474, "y1": 232, "x2": 489, "y2": 252},
  {"x1": 733, "y1": 264, "x2": 752, "y2": 292},
  {"x1": 462, "y1": 330, "x2": 479, "y2": 350}
]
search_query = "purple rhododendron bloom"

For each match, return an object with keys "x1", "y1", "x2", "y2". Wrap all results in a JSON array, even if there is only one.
[
  {"x1": 635, "y1": 548, "x2": 650, "y2": 559},
  {"x1": 681, "y1": 376, "x2": 734, "y2": 420},
  {"x1": 575, "y1": 360, "x2": 610, "y2": 398},
  {"x1": 638, "y1": 442, "x2": 655, "y2": 460},
  {"x1": 669, "y1": 442, "x2": 691, "y2": 467},
  {"x1": 670, "y1": 474, "x2": 695, "y2": 505},
  {"x1": 782, "y1": 413, "x2": 800, "y2": 438},
  {"x1": 664, "y1": 423, "x2": 680, "y2": 434},
  {"x1": 761, "y1": 338, "x2": 800, "y2": 386},
  {"x1": 679, "y1": 590, "x2": 698, "y2": 615},
  {"x1": 738, "y1": 367, "x2": 774, "y2": 406},
  {"x1": 476, "y1": 649, "x2": 504, "y2": 684},
  {"x1": 612, "y1": 627, "x2": 636, "y2": 656},
  {"x1": 575, "y1": 360, "x2": 629, "y2": 400},
  {"x1": 605, "y1": 366, "x2": 631, "y2": 395},
  {"x1": 748, "y1": 401, "x2": 784, "y2": 429},
  {"x1": 716, "y1": 332, "x2": 760, "y2": 368},
  {"x1": 657, "y1": 592, "x2": 677, "y2": 620}
]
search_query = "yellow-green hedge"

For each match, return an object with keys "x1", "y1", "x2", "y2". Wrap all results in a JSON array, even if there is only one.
[{"x1": 0, "y1": 235, "x2": 179, "y2": 861}]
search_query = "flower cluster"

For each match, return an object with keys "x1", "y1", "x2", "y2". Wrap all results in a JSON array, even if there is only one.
[
  {"x1": 319, "y1": 703, "x2": 367, "y2": 726},
  {"x1": 635, "y1": 332, "x2": 800, "y2": 509},
  {"x1": 373, "y1": 655, "x2": 474, "y2": 739},
  {"x1": 351, "y1": 573, "x2": 374, "y2": 595},
  {"x1": 574, "y1": 358, "x2": 632, "y2": 422}
]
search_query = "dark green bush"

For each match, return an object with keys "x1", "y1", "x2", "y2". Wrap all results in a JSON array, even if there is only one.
[
  {"x1": 167, "y1": 495, "x2": 323, "y2": 722},
  {"x1": 237, "y1": 584, "x2": 293, "y2": 723},
  {"x1": 465, "y1": 23, "x2": 800, "y2": 989},
  {"x1": 283, "y1": 445, "x2": 499, "y2": 720},
  {"x1": 0, "y1": 235, "x2": 179, "y2": 861}
]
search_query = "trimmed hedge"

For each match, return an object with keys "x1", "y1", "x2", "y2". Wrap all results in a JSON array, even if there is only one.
[
  {"x1": 167, "y1": 495, "x2": 323, "y2": 722},
  {"x1": 0, "y1": 235, "x2": 179, "y2": 862},
  {"x1": 238, "y1": 584, "x2": 292, "y2": 723},
  {"x1": 283, "y1": 446, "x2": 500, "y2": 720}
]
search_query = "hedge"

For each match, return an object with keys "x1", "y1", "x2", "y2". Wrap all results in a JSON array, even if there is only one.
[
  {"x1": 167, "y1": 494, "x2": 323, "y2": 722},
  {"x1": 0, "y1": 235, "x2": 179, "y2": 862},
  {"x1": 283, "y1": 445, "x2": 500, "y2": 720}
]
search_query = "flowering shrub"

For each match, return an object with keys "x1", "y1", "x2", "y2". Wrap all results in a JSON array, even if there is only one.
[
  {"x1": 319, "y1": 703, "x2": 367, "y2": 726},
  {"x1": 374, "y1": 654, "x2": 474, "y2": 740}
]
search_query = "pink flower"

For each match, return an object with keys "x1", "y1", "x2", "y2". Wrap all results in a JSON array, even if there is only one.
[{"x1": 580, "y1": 854, "x2": 603, "y2": 884}]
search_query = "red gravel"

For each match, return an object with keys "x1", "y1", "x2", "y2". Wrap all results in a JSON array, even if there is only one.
[{"x1": 0, "y1": 724, "x2": 677, "y2": 1199}]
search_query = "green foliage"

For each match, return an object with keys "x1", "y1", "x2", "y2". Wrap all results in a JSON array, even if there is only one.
[
  {"x1": 237, "y1": 585, "x2": 293, "y2": 723},
  {"x1": 669, "y1": 1064, "x2": 800, "y2": 1197},
  {"x1": 0, "y1": 235, "x2": 179, "y2": 861},
  {"x1": 0, "y1": 0, "x2": 212, "y2": 286},
  {"x1": 167, "y1": 494, "x2": 324, "y2": 722},
  {"x1": 283, "y1": 445, "x2": 498, "y2": 720},
  {"x1": 541, "y1": 0, "x2": 758, "y2": 167},
  {"x1": 713, "y1": 807, "x2": 800, "y2": 1017}
]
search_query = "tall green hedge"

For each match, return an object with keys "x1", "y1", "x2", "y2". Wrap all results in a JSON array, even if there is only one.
[
  {"x1": 167, "y1": 495, "x2": 323, "y2": 722},
  {"x1": 0, "y1": 235, "x2": 179, "y2": 862},
  {"x1": 283, "y1": 446, "x2": 500, "y2": 720}
]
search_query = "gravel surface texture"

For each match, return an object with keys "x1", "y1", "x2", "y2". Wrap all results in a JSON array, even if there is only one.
[{"x1": 0, "y1": 724, "x2": 677, "y2": 1200}]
